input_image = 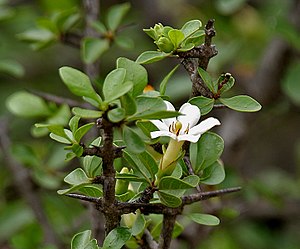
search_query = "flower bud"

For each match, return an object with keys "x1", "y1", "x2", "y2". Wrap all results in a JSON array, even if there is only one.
[
  {"x1": 155, "y1": 37, "x2": 174, "y2": 53},
  {"x1": 115, "y1": 167, "x2": 129, "y2": 195}
]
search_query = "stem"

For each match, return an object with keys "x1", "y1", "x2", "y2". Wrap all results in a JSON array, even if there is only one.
[{"x1": 158, "y1": 214, "x2": 177, "y2": 249}]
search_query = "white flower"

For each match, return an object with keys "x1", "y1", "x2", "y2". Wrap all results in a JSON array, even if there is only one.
[{"x1": 150, "y1": 101, "x2": 220, "y2": 143}]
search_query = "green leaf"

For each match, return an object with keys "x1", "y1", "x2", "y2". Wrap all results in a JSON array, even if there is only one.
[
  {"x1": 69, "y1": 116, "x2": 80, "y2": 133},
  {"x1": 115, "y1": 36, "x2": 134, "y2": 50},
  {"x1": 181, "y1": 20, "x2": 202, "y2": 38},
  {"x1": 190, "y1": 132, "x2": 224, "y2": 173},
  {"x1": 219, "y1": 95, "x2": 262, "y2": 112},
  {"x1": 151, "y1": 220, "x2": 183, "y2": 240},
  {"x1": 136, "y1": 120, "x2": 159, "y2": 138},
  {"x1": 160, "y1": 64, "x2": 179, "y2": 95},
  {"x1": 157, "y1": 191, "x2": 182, "y2": 207},
  {"x1": 83, "y1": 155, "x2": 102, "y2": 178},
  {"x1": 200, "y1": 161, "x2": 225, "y2": 185},
  {"x1": 176, "y1": 43, "x2": 194, "y2": 52},
  {"x1": 81, "y1": 38, "x2": 109, "y2": 64},
  {"x1": 158, "y1": 175, "x2": 199, "y2": 190},
  {"x1": 136, "y1": 51, "x2": 169, "y2": 64},
  {"x1": 197, "y1": 67, "x2": 216, "y2": 93},
  {"x1": 64, "y1": 168, "x2": 90, "y2": 185},
  {"x1": 70, "y1": 143, "x2": 84, "y2": 157},
  {"x1": 49, "y1": 133, "x2": 71, "y2": 144},
  {"x1": 71, "y1": 230, "x2": 99, "y2": 249},
  {"x1": 117, "y1": 57, "x2": 148, "y2": 97},
  {"x1": 168, "y1": 29, "x2": 185, "y2": 48},
  {"x1": 17, "y1": 28, "x2": 56, "y2": 44},
  {"x1": 0, "y1": 59, "x2": 24, "y2": 78},
  {"x1": 116, "y1": 173, "x2": 148, "y2": 183},
  {"x1": 74, "y1": 122, "x2": 94, "y2": 142},
  {"x1": 187, "y1": 213, "x2": 220, "y2": 226},
  {"x1": 91, "y1": 21, "x2": 107, "y2": 34},
  {"x1": 218, "y1": 74, "x2": 235, "y2": 94},
  {"x1": 6, "y1": 91, "x2": 51, "y2": 118},
  {"x1": 123, "y1": 151, "x2": 152, "y2": 182},
  {"x1": 59, "y1": 67, "x2": 101, "y2": 104},
  {"x1": 138, "y1": 151, "x2": 158, "y2": 180},
  {"x1": 102, "y1": 227, "x2": 131, "y2": 249},
  {"x1": 72, "y1": 107, "x2": 103, "y2": 119},
  {"x1": 106, "y1": 2, "x2": 130, "y2": 31},
  {"x1": 79, "y1": 186, "x2": 103, "y2": 198},
  {"x1": 189, "y1": 96, "x2": 215, "y2": 115},
  {"x1": 183, "y1": 30, "x2": 205, "y2": 47},
  {"x1": 123, "y1": 125, "x2": 145, "y2": 153},
  {"x1": 131, "y1": 213, "x2": 146, "y2": 236},
  {"x1": 103, "y1": 68, "x2": 133, "y2": 102},
  {"x1": 128, "y1": 96, "x2": 179, "y2": 121},
  {"x1": 120, "y1": 93, "x2": 136, "y2": 115},
  {"x1": 107, "y1": 107, "x2": 126, "y2": 123}
]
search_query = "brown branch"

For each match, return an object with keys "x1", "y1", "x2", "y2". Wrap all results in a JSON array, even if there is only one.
[
  {"x1": 0, "y1": 119, "x2": 62, "y2": 248},
  {"x1": 158, "y1": 214, "x2": 178, "y2": 249},
  {"x1": 178, "y1": 19, "x2": 218, "y2": 98},
  {"x1": 60, "y1": 32, "x2": 82, "y2": 48},
  {"x1": 82, "y1": 145, "x2": 125, "y2": 159}
]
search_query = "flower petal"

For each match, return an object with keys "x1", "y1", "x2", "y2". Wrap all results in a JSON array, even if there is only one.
[
  {"x1": 150, "y1": 120, "x2": 169, "y2": 131},
  {"x1": 189, "y1": 117, "x2": 220, "y2": 135},
  {"x1": 162, "y1": 101, "x2": 176, "y2": 127},
  {"x1": 150, "y1": 130, "x2": 176, "y2": 140},
  {"x1": 178, "y1": 103, "x2": 200, "y2": 131},
  {"x1": 177, "y1": 133, "x2": 201, "y2": 143}
]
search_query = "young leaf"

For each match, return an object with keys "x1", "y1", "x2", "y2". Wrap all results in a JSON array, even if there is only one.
[
  {"x1": 102, "y1": 227, "x2": 131, "y2": 249},
  {"x1": 74, "y1": 122, "x2": 94, "y2": 142},
  {"x1": 190, "y1": 132, "x2": 224, "y2": 173},
  {"x1": 200, "y1": 160, "x2": 225, "y2": 185},
  {"x1": 102, "y1": 68, "x2": 133, "y2": 102},
  {"x1": 106, "y1": 2, "x2": 130, "y2": 31},
  {"x1": 197, "y1": 67, "x2": 216, "y2": 93},
  {"x1": 49, "y1": 133, "x2": 71, "y2": 144},
  {"x1": 83, "y1": 156, "x2": 102, "y2": 178},
  {"x1": 181, "y1": 20, "x2": 202, "y2": 38},
  {"x1": 72, "y1": 107, "x2": 103, "y2": 119},
  {"x1": 6, "y1": 91, "x2": 52, "y2": 118},
  {"x1": 157, "y1": 190, "x2": 182, "y2": 208},
  {"x1": 168, "y1": 29, "x2": 185, "y2": 48},
  {"x1": 187, "y1": 213, "x2": 220, "y2": 226},
  {"x1": 159, "y1": 64, "x2": 179, "y2": 95},
  {"x1": 59, "y1": 67, "x2": 101, "y2": 104},
  {"x1": 107, "y1": 107, "x2": 126, "y2": 123},
  {"x1": 81, "y1": 37, "x2": 109, "y2": 64},
  {"x1": 136, "y1": 51, "x2": 169, "y2": 64},
  {"x1": 117, "y1": 57, "x2": 148, "y2": 96},
  {"x1": 64, "y1": 168, "x2": 90, "y2": 185},
  {"x1": 219, "y1": 95, "x2": 262, "y2": 112},
  {"x1": 122, "y1": 125, "x2": 145, "y2": 153},
  {"x1": 189, "y1": 96, "x2": 215, "y2": 115},
  {"x1": 158, "y1": 175, "x2": 199, "y2": 190},
  {"x1": 71, "y1": 230, "x2": 98, "y2": 249}
]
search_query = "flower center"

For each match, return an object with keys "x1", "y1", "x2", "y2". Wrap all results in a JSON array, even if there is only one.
[{"x1": 169, "y1": 121, "x2": 190, "y2": 136}]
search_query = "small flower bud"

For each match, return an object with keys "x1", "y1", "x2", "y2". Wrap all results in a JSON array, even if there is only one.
[
  {"x1": 115, "y1": 167, "x2": 129, "y2": 195},
  {"x1": 155, "y1": 37, "x2": 174, "y2": 53}
]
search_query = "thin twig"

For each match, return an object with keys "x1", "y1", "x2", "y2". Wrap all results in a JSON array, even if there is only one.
[{"x1": 158, "y1": 214, "x2": 178, "y2": 249}]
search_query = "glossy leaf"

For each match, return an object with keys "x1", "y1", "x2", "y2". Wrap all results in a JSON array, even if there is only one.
[
  {"x1": 197, "y1": 67, "x2": 216, "y2": 93},
  {"x1": 71, "y1": 230, "x2": 99, "y2": 249},
  {"x1": 59, "y1": 67, "x2": 101, "y2": 104},
  {"x1": 168, "y1": 29, "x2": 185, "y2": 48},
  {"x1": 117, "y1": 57, "x2": 148, "y2": 96},
  {"x1": 181, "y1": 19, "x2": 202, "y2": 38},
  {"x1": 74, "y1": 122, "x2": 94, "y2": 142},
  {"x1": 200, "y1": 161, "x2": 225, "y2": 185},
  {"x1": 81, "y1": 37, "x2": 109, "y2": 64},
  {"x1": 136, "y1": 51, "x2": 169, "y2": 64},
  {"x1": 102, "y1": 227, "x2": 131, "y2": 249},
  {"x1": 49, "y1": 133, "x2": 71, "y2": 144},
  {"x1": 190, "y1": 132, "x2": 224, "y2": 173},
  {"x1": 160, "y1": 64, "x2": 179, "y2": 95},
  {"x1": 158, "y1": 175, "x2": 199, "y2": 190},
  {"x1": 6, "y1": 91, "x2": 51, "y2": 118},
  {"x1": 107, "y1": 107, "x2": 126, "y2": 123},
  {"x1": 157, "y1": 190, "x2": 182, "y2": 207},
  {"x1": 187, "y1": 213, "x2": 220, "y2": 226},
  {"x1": 106, "y1": 2, "x2": 130, "y2": 31},
  {"x1": 102, "y1": 68, "x2": 133, "y2": 102},
  {"x1": 189, "y1": 96, "x2": 215, "y2": 115},
  {"x1": 138, "y1": 151, "x2": 159, "y2": 180},
  {"x1": 72, "y1": 107, "x2": 102, "y2": 119},
  {"x1": 219, "y1": 95, "x2": 262, "y2": 112},
  {"x1": 123, "y1": 125, "x2": 145, "y2": 153}
]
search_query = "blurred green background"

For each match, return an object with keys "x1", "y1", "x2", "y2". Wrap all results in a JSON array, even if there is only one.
[{"x1": 0, "y1": 0, "x2": 300, "y2": 248}]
